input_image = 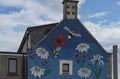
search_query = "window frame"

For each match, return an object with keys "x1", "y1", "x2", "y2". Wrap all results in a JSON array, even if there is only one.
[
  {"x1": 8, "y1": 58, "x2": 17, "y2": 74},
  {"x1": 59, "y1": 60, "x2": 73, "y2": 75}
]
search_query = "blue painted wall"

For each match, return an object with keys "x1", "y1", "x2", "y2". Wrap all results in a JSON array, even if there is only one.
[{"x1": 28, "y1": 19, "x2": 109, "y2": 79}]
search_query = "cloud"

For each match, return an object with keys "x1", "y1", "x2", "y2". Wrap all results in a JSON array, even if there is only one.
[
  {"x1": 0, "y1": 0, "x2": 119, "y2": 52},
  {"x1": 83, "y1": 21, "x2": 120, "y2": 52},
  {"x1": 0, "y1": 0, "x2": 25, "y2": 7},
  {"x1": 84, "y1": 21, "x2": 120, "y2": 79},
  {"x1": 89, "y1": 12, "x2": 107, "y2": 18},
  {"x1": 98, "y1": 19, "x2": 108, "y2": 24},
  {"x1": 117, "y1": 1, "x2": 120, "y2": 6},
  {"x1": 0, "y1": 0, "x2": 86, "y2": 51},
  {"x1": 0, "y1": 0, "x2": 61, "y2": 51},
  {"x1": 78, "y1": 0, "x2": 85, "y2": 6}
]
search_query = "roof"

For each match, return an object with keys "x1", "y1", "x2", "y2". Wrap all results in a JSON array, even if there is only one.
[
  {"x1": 17, "y1": 23, "x2": 58, "y2": 53},
  {"x1": 62, "y1": 0, "x2": 79, "y2": 3},
  {"x1": 0, "y1": 51, "x2": 27, "y2": 56},
  {"x1": 0, "y1": 51, "x2": 16, "y2": 54}
]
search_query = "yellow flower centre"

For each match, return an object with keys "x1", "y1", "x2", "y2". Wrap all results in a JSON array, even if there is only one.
[
  {"x1": 41, "y1": 48, "x2": 46, "y2": 54},
  {"x1": 80, "y1": 44, "x2": 86, "y2": 47},
  {"x1": 81, "y1": 68, "x2": 88, "y2": 73},
  {"x1": 35, "y1": 67, "x2": 40, "y2": 71}
]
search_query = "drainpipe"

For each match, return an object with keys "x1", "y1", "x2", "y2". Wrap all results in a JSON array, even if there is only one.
[{"x1": 113, "y1": 45, "x2": 118, "y2": 79}]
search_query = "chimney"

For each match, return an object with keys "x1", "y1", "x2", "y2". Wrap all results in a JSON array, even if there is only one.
[
  {"x1": 62, "y1": 0, "x2": 79, "y2": 19},
  {"x1": 113, "y1": 45, "x2": 118, "y2": 79}
]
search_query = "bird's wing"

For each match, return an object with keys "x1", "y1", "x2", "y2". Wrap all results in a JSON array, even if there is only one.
[
  {"x1": 64, "y1": 26, "x2": 70, "y2": 31},
  {"x1": 74, "y1": 33, "x2": 81, "y2": 37}
]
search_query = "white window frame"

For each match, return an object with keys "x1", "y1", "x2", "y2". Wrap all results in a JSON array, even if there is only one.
[{"x1": 59, "y1": 60, "x2": 73, "y2": 75}]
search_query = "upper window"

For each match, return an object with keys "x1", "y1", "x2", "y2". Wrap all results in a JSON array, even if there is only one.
[
  {"x1": 59, "y1": 60, "x2": 73, "y2": 75},
  {"x1": 72, "y1": 12, "x2": 76, "y2": 15},
  {"x1": 67, "y1": 11, "x2": 70, "y2": 15},
  {"x1": 72, "y1": 6, "x2": 76, "y2": 9},
  {"x1": 66, "y1": 5, "x2": 70, "y2": 8},
  {"x1": 8, "y1": 58, "x2": 17, "y2": 74}
]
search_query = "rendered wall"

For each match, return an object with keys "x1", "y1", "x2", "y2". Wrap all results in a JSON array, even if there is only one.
[
  {"x1": 0, "y1": 54, "x2": 23, "y2": 79},
  {"x1": 28, "y1": 19, "x2": 110, "y2": 79}
]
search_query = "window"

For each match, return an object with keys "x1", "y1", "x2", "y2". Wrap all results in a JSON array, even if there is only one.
[
  {"x1": 72, "y1": 12, "x2": 76, "y2": 15},
  {"x1": 63, "y1": 64, "x2": 69, "y2": 74},
  {"x1": 66, "y1": 5, "x2": 70, "y2": 8},
  {"x1": 8, "y1": 58, "x2": 17, "y2": 74},
  {"x1": 72, "y1": 6, "x2": 76, "y2": 9},
  {"x1": 67, "y1": 11, "x2": 70, "y2": 15},
  {"x1": 60, "y1": 60, "x2": 73, "y2": 75}
]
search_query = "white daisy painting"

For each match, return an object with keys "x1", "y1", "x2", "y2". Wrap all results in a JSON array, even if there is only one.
[
  {"x1": 31, "y1": 66, "x2": 45, "y2": 78},
  {"x1": 78, "y1": 67, "x2": 91, "y2": 78},
  {"x1": 91, "y1": 54, "x2": 104, "y2": 65},
  {"x1": 36, "y1": 47, "x2": 49, "y2": 59},
  {"x1": 76, "y1": 43, "x2": 90, "y2": 53}
]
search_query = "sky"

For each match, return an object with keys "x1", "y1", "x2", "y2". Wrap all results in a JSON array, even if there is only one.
[{"x1": 0, "y1": 0, "x2": 120, "y2": 78}]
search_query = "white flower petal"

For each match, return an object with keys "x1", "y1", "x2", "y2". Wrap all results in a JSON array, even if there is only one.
[
  {"x1": 76, "y1": 43, "x2": 89, "y2": 53},
  {"x1": 91, "y1": 54, "x2": 104, "y2": 65},
  {"x1": 78, "y1": 68, "x2": 91, "y2": 78},
  {"x1": 36, "y1": 47, "x2": 49, "y2": 59},
  {"x1": 30, "y1": 66, "x2": 45, "y2": 78}
]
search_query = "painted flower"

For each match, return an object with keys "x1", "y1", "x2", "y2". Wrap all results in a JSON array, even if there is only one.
[
  {"x1": 31, "y1": 66, "x2": 45, "y2": 78},
  {"x1": 82, "y1": 54, "x2": 87, "y2": 62},
  {"x1": 76, "y1": 43, "x2": 89, "y2": 52},
  {"x1": 36, "y1": 47, "x2": 49, "y2": 59},
  {"x1": 74, "y1": 53, "x2": 81, "y2": 63},
  {"x1": 78, "y1": 67, "x2": 91, "y2": 78},
  {"x1": 52, "y1": 33, "x2": 67, "y2": 48},
  {"x1": 42, "y1": 59, "x2": 49, "y2": 66},
  {"x1": 91, "y1": 54, "x2": 104, "y2": 65}
]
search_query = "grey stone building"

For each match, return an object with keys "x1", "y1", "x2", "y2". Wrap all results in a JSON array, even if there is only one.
[{"x1": 0, "y1": 52, "x2": 27, "y2": 79}]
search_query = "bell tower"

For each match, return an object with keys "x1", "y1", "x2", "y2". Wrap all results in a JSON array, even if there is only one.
[{"x1": 62, "y1": 0, "x2": 79, "y2": 19}]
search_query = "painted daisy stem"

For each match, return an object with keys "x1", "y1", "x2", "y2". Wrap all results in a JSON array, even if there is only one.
[
  {"x1": 80, "y1": 52, "x2": 83, "y2": 67},
  {"x1": 33, "y1": 58, "x2": 37, "y2": 65}
]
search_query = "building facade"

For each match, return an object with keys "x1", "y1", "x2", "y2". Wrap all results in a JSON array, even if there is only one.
[
  {"x1": 0, "y1": 0, "x2": 118, "y2": 79},
  {"x1": 27, "y1": 0, "x2": 117, "y2": 79}
]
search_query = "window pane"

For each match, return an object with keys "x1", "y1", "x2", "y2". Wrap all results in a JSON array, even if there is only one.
[
  {"x1": 72, "y1": 12, "x2": 76, "y2": 15},
  {"x1": 72, "y1": 6, "x2": 76, "y2": 9},
  {"x1": 63, "y1": 64, "x2": 69, "y2": 74},
  {"x1": 9, "y1": 59, "x2": 17, "y2": 73},
  {"x1": 67, "y1": 11, "x2": 70, "y2": 15},
  {"x1": 66, "y1": 5, "x2": 70, "y2": 8},
  {"x1": 63, "y1": 64, "x2": 69, "y2": 71}
]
